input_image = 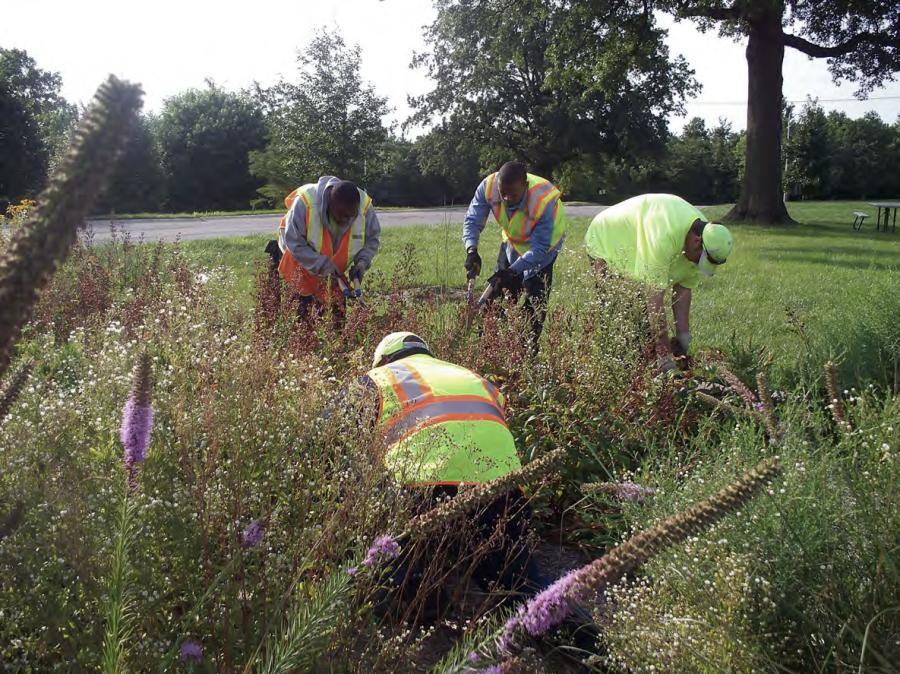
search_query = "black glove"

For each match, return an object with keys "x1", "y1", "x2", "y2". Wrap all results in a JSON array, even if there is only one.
[
  {"x1": 487, "y1": 267, "x2": 521, "y2": 290},
  {"x1": 349, "y1": 263, "x2": 365, "y2": 283},
  {"x1": 464, "y1": 247, "x2": 482, "y2": 278}
]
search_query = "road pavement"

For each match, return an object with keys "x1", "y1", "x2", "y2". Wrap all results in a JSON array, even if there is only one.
[{"x1": 83, "y1": 204, "x2": 606, "y2": 243}]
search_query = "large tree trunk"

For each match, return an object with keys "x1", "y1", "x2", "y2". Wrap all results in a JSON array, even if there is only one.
[{"x1": 724, "y1": 18, "x2": 794, "y2": 225}]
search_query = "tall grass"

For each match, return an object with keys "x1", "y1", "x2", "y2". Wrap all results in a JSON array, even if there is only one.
[{"x1": 0, "y1": 141, "x2": 897, "y2": 673}]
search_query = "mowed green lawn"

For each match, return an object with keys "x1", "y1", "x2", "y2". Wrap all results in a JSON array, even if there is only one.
[{"x1": 180, "y1": 201, "x2": 900, "y2": 384}]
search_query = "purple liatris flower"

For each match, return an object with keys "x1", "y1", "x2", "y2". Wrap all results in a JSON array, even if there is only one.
[
  {"x1": 498, "y1": 568, "x2": 581, "y2": 654},
  {"x1": 121, "y1": 398, "x2": 153, "y2": 465},
  {"x1": 241, "y1": 519, "x2": 265, "y2": 549},
  {"x1": 615, "y1": 482, "x2": 656, "y2": 503},
  {"x1": 179, "y1": 639, "x2": 202, "y2": 663},
  {"x1": 120, "y1": 352, "x2": 153, "y2": 492},
  {"x1": 362, "y1": 534, "x2": 400, "y2": 567}
]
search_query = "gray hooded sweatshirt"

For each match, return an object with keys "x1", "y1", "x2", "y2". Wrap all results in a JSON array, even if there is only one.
[{"x1": 282, "y1": 176, "x2": 381, "y2": 276}]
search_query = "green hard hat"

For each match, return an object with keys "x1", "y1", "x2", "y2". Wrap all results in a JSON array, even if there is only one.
[
  {"x1": 372, "y1": 331, "x2": 431, "y2": 368},
  {"x1": 700, "y1": 223, "x2": 734, "y2": 274}
]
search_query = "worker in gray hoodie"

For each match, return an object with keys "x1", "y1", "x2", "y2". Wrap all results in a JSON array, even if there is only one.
[{"x1": 268, "y1": 176, "x2": 381, "y2": 326}]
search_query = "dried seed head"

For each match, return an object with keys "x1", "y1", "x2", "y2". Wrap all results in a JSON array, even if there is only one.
[{"x1": 0, "y1": 76, "x2": 143, "y2": 377}]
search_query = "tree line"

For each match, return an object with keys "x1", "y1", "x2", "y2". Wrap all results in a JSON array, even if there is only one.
[{"x1": 2, "y1": 0, "x2": 898, "y2": 219}]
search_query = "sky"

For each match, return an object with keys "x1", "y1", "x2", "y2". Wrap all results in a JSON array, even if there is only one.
[{"x1": 1, "y1": 0, "x2": 898, "y2": 134}]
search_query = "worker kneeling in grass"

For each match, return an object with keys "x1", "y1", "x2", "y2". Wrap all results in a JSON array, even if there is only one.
[
  {"x1": 584, "y1": 194, "x2": 733, "y2": 372},
  {"x1": 268, "y1": 176, "x2": 380, "y2": 328},
  {"x1": 361, "y1": 332, "x2": 547, "y2": 620}
]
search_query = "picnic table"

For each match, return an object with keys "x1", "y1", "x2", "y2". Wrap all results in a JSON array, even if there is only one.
[{"x1": 869, "y1": 202, "x2": 900, "y2": 232}]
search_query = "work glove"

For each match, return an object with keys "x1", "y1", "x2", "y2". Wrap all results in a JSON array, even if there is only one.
[
  {"x1": 349, "y1": 262, "x2": 366, "y2": 283},
  {"x1": 487, "y1": 267, "x2": 521, "y2": 291},
  {"x1": 464, "y1": 247, "x2": 482, "y2": 278}
]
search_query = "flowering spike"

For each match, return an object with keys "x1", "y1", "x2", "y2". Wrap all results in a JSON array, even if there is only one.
[
  {"x1": 498, "y1": 458, "x2": 783, "y2": 656},
  {"x1": 362, "y1": 534, "x2": 400, "y2": 566},
  {"x1": 824, "y1": 361, "x2": 851, "y2": 432},
  {"x1": 241, "y1": 519, "x2": 265, "y2": 549},
  {"x1": 715, "y1": 363, "x2": 757, "y2": 408},
  {"x1": 696, "y1": 391, "x2": 763, "y2": 422},
  {"x1": 121, "y1": 351, "x2": 153, "y2": 493},
  {"x1": 178, "y1": 639, "x2": 202, "y2": 664},
  {"x1": 0, "y1": 76, "x2": 143, "y2": 378},
  {"x1": 755, "y1": 372, "x2": 782, "y2": 445},
  {"x1": 581, "y1": 481, "x2": 656, "y2": 503},
  {"x1": 406, "y1": 448, "x2": 567, "y2": 540},
  {"x1": 0, "y1": 359, "x2": 33, "y2": 424}
]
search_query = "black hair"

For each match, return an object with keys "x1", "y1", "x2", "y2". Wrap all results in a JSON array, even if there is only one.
[
  {"x1": 498, "y1": 161, "x2": 528, "y2": 186},
  {"x1": 690, "y1": 218, "x2": 707, "y2": 236},
  {"x1": 332, "y1": 180, "x2": 361, "y2": 206}
]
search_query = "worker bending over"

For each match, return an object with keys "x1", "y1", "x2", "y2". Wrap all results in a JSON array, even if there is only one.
[
  {"x1": 462, "y1": 161, "x2": 567, "y2": 350},
  {"x1": 584, "y1": 193, "x2": 733, "y2": 371},
  {"x1": 361, "y1": 331, "x2": 546, "y2": 618},
  {"x1": 270, "y1": 176, "x2": 380, "y2": 327}
]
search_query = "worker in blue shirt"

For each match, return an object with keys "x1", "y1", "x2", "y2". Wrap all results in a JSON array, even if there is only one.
[{"x1": 462, "y1": 161, "x2": 568, "y2": 348}]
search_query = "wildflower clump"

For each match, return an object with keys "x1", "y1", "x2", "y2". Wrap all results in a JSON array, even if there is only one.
[{"x1": 497, "y1": 458, "x2": 783, "y2": 658}]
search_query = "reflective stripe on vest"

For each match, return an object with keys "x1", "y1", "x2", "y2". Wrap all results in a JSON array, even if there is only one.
[
  {"x1": 277, "y1": 183, "x2": 371, "y2": 272},
  {"x1": 367, "y1": 355, "x2": 520, "y2": 485},
  {"x1": 383, "y1": 396, "x2": 507, "y2": 447},
  {"x1": 484, "y1": 172, "x2": 566, "y2": 255}
]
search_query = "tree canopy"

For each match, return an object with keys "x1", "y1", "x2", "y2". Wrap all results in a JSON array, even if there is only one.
[
  {"x1": 250, "y1": 29, "x2": 392, "y2": 203},
  {"x1": 410, "y1": 0, "x2": 697, "y2": 182},
  {"x1": 0, "y1": 48, "x2": 77, "y2": 202},
  {"x1": 657, "y1": 0, "x2": 900, "y2": 223},
  {"x1": 157, "y1": 84, "x2": 267, "y2": 212}
]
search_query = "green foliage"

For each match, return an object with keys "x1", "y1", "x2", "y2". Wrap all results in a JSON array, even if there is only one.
[
  {"x1": 663, "y1": 117, "x2": 742, "y2": 203},
  {"x1": 0, "y1": 48, "x2": 78, "y2": 167},
  {"x1": 249, "y1": 28, "x2": 391, "y2": 204},
  {"x1": 255, "y1": 571, "x2": 351, "y2": 674},
  {"x1": 0, "y1": 83, "x2": 45, "y2": 204},
  {"x1": 95, "y1": 114, "x2": 167, "y2": 214},
  {"x1": 157, "y1": 83, "x2": 266, "y2": 212},
  {"x1": 101, "y1": 495, "x2": 136, "y2": 674},
  {"x1": 0, "y1": 48, "x2": 78, "y2": 204},
  {"x1": 410, "y1": 0, "x2": 697, "y2": 179},
  {"x1": 785, "y1": 101, "x2": 900, "y2": 201},
  {"x1": 601, "y1": 391, "x2": 900, "y2": 672}
]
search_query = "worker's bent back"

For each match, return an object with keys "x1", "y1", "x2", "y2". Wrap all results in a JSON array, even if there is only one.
[{"x1": 367, "y1": 354, "x2": 521, "y2": 486}]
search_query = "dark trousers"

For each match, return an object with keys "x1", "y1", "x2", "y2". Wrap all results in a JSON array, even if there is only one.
[
  {"x1": 380, "y1": 487, "x2": 548, "y2": 623},
  {"x1": 494, "y1": 242, "x2": 554, "y2": 349}
]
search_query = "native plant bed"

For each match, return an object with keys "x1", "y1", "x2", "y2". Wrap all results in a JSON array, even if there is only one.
[{"x1": 0, "y1": 228, "x2": 897, "y2": 673}]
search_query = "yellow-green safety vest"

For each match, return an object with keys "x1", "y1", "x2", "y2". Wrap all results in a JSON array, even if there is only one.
[
  {"x1": 277, "y1": 182, "x2": 372, "y2": 273},
  {"x1": 367, "y1": 354, "x2": 522, "y2": 486},
  {"x1": 484, "y1": 172, "x2": 567, "y2": 256}
]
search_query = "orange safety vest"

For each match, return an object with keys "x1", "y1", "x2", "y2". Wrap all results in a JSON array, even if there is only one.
[
  {"x1": 277, "y1": 183, "x2": 371, "y2": 301},
  {"x1": 484, "y1": 172, "x2": 567, "y2": 256}
]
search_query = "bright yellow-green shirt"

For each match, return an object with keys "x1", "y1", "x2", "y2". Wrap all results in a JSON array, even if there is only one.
[{"x1": 584, "y1": 194, "x2": 705, "y2": 290}]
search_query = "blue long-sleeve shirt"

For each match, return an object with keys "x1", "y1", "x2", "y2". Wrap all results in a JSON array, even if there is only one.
[{"x1": 462, "y1": 177, "x2": 563, "y2": 279}]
